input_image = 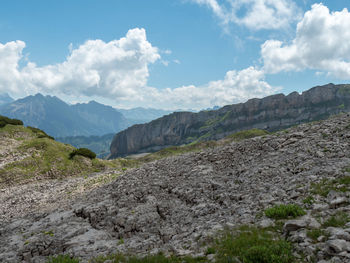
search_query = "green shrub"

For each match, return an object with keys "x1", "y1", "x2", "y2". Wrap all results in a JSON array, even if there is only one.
[
  {"x1": 46, "y1": 255, "x2": 79, "y2": 263},
  {"x1": 69, "y1": 148, "x2": 96, "y2": 160},
  {"x1": 0, "y1": 115, "x2": 23, "y2": 128},
  {"x1": 215, "y1": 226, "x2": 295, "y2": 263},
  {"x1": 27, "y1": 126, "x2": 55, "y2": 140},
  {"x1": 265, "y1": 204, "x2": 306, "y2": 220}
]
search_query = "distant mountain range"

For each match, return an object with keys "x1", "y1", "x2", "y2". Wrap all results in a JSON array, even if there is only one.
[
  {"x1": 0, "y1": 93, "x2": 14, "y2": 106},
  {"x1": 0, "y1": 93, "x2": 172, "y2": 137}
]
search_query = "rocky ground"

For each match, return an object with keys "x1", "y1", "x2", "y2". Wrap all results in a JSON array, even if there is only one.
[{"x1": 1, "y1": 113, "x2": 350, "y2": 262}]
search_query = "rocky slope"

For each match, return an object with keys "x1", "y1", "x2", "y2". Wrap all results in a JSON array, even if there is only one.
[
  {"x1": 110, "y1": 83, "x2": 350, "y2": 158},
  {"x1": 1, "y1": 113, "x2": 350, "y2": 262}
]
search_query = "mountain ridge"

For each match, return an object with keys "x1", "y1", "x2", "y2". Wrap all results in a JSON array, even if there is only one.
[{"x1": 110, "y1": 83, "x2": 350, "y2": 158}]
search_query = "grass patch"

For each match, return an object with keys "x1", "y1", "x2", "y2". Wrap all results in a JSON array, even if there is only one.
[
  {"x1": 214, "y1": 226, "x2": 295, "y2": 263},
  {"x1": 0, "y1": 126, "x2": 107, "y2": 186},
  {"x1": 226, "y1": 128, "x2": 269, "y2": 141},
  {"x1": 323, "y1": 211, "x2": 350, "y2": 228},
  {"x1": 91, "y1": 253, "x2": 206, "y2": 263},
  {"x1": 311, "y1": 176, "x2": 350, "y2": 197},
  {"x1": 265, "y1": 204, "x2": 306, "y2": 220},
  {"x1": 303, "y1": 196, "x2": 314, "y2": 206},
  {"x1": 47, "y1": 255, "x2": 79, "y2": 263},
  {"x1": 306, "y1": 229, "x2": 327, "y2": 242}
]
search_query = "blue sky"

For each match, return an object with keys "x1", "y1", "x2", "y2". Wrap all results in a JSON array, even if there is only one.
[{"x1": 0, "y1": 0, "x2": 349, "y2": 110}]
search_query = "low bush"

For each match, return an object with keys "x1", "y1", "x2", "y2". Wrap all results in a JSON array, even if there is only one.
[
  {"x1": 0, "y1": 115, "x2": 23, "y2": 128},
  {"x1": 69, "y1": 148, "x2": 96, "y2": 160},
  {"x1": 265, "y1": 204, "x2": 306, "y2": 220}
]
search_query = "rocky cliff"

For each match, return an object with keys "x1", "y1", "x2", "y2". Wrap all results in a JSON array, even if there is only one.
[{"x1": 110, "y1": 83, "x2": 350, "y2": 158}]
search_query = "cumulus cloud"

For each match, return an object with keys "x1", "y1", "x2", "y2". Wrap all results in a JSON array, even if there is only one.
[
  {"x1": 0, "y1": 28, "x2": 160, "y2": 99},
  {"x1": 261, "y1": 3, "x2": 350, "y2": 78},
  {"x1": 135, "y1": 67, "x2": 279, "y2": 110},
  {"x1": 0, "y1": 29, "x2": 278, "y2": 110},
  {"x1": 191, "y1": 0, "x2": 301, "y2": 30}
]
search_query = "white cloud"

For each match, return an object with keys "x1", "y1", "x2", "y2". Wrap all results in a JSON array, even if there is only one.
[
  {"x1": 0, "y1": 28, "x2": 160, "y2": 99},
  {"x1": 261, "y1": 3, "x2": 350, "y2": 78},
  {"x1": 132, "y1": 67, "x2": 279, "y2": 110},
  {"x1": 0, "y1": 29, "x2": 278, "y2": 110},
  {"x1": 191, "y1": 0, "x2": 301, "y2": 30}
]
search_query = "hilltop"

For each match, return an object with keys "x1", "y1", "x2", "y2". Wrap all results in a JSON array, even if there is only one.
[{"x1": 1, "y1": 113, "x2": 350, "y2": 262}]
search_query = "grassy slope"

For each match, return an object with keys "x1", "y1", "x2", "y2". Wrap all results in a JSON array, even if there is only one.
[{"x1": 0, "y1": 124, "x2": 107, "y2": 187}]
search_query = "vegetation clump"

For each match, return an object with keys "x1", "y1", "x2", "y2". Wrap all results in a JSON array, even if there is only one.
[
  {"x1": 311, "y1": 175, "x2": 350, "y2": 197},
  {"x1": 226, "y1": 128, "x2": 269, "y2": 141},
  {"x1": 47, "y1": 255, "x2": 79, "y2": 263},
  {"x1": 27, "y1": 126, "x2": 54, "y2": 140},
  {"x1": 69, "y1": 148, "x2": 97, "y2": 160},
  {"x1": 214, "y1": 226, "x2": 295, "y2": 263},
  {"x1": 264, "y1": 204, "x2": 306, "y2": 220},
  {"x1": 0, "y1": 115, "x2": 23, "y2": 128},
  {"x1": 323, "y1": 211, "x2": 350, "y2": 228}
]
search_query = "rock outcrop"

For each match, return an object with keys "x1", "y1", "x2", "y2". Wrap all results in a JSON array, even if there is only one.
[
  {"x1": 1, "y1": 113, "x2": 350, "y2": 262},
  {"x1": 110, "y1": 83, "x2": 350, "y2": 158}
]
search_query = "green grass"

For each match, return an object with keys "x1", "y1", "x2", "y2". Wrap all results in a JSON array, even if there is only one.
[
  {"x1": 225, "y1": 128, "x2": 269, "y2": 141},
  {"x1": 214, "y1": 226, "x2": 295, "y2": 263},
  {"x1": 302, "y1": 196, "x2": 314, "y2": 205},
  {"x1": 90, "y1": 253, "x2": 206, "y2": 263},
  {"x1": 264, "y1": 204, "x2": 306, "y2": 220},
  {"x1": 0, "y1": 125, "x2": 107, "y2": 186},
  {"x1": 311, "y1": 176, "x2": 350, "y2": 197},
  {"x1": 323, "y1": 211, "x2": 350, "y2": 228},
  {"x1": 306, "y1": 229, "x2": 327, "y2": 242},
  {"x1": 47, "y1": 255, "x2": 79, "y2": 263}
]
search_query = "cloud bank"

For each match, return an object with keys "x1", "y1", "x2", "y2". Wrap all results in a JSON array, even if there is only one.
[
  {"x1": 262, "y1": 3, "x2": 350, "y2": 78},
  {"x1": 191, "y1": 0, "x2": 301, "y2": 30},
  {"x1": 0, "y1": 28, "x2": 278, "y2": 110}
]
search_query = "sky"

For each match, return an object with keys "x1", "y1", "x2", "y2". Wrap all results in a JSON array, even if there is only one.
[{"x1": 0, "y1": 0, "x2": 349, "y2": 110}]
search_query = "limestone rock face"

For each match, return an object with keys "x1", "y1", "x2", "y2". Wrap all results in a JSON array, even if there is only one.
[{"x1": 110, "y1": 83, "x2": 350, "y2": 158}]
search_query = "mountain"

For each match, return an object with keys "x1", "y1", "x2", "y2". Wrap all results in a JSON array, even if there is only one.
[
  {"x1": 0, "y1": 93, "x2": 14, "y2": 106},
  {"x1": 117, "y1": 107, "x2": 172, "y2": 125},
  {"x1": 110, "y1": 83, "x2": 350, "y2": 158},
  {"x1": 0, "y1": 94, "x2": 128, "y2": 137}
]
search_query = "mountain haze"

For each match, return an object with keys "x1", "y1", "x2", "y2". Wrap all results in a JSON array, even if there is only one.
[
  {"x1": 0, "y1": 94, "x2": 128, "y2": 138},
  {"x1": 0, "y1": 93, "x2": 14, "y2": 106}
]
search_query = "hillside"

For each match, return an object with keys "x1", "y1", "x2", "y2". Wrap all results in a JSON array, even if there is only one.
[
  {"x1": 110, "y1": 83, "x2": 350, "y2": 158},
  {"x1": 0, "y1": 94, "x2": 128, "y2": 137},
  {"x1": 1, "y1": 113, "x2": 350, "y2": 262},
  {"x1": 0, "y1": 116, "x2": 117, "y2": 188}
]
